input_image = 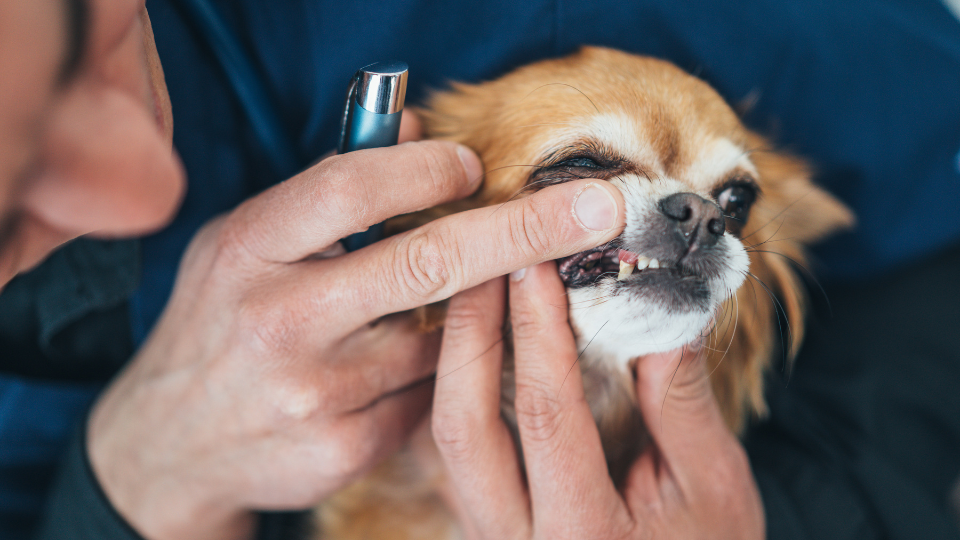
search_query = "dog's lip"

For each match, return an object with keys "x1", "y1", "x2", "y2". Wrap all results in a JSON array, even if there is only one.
[
  {"x1": 557, "y1": 245, "x2": 661, "y2": 287},
  {"x1": 556, "y1": 243, "x2": 696, "y2": 288}
]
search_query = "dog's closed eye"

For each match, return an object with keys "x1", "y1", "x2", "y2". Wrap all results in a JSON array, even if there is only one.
[
  {"x1": 528, "y1": 144, "x2": 630, "y2": 188},
  {"x1": 556, "y1": 156, "x2": 603, "y2": 169}
]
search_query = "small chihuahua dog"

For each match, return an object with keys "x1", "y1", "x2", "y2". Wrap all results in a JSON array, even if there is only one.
[{"x1": 315, "y1": 47, "x2": 853, "y2": 539}]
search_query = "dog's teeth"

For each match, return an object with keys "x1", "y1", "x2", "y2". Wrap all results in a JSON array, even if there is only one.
[
  {"x1": 648, "y1": 259, "x2": 661, "y2": 269},
  {"x1": 635, "y1": 256, "x2": 651, "y2": 271},
  {"x1": 618, "y1": 261, "x2": 635, "y2": 281}
]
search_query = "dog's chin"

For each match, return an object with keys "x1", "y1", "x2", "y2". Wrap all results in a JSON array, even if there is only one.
[{"x1": 560, "y1": 235, "x2": 749, "y2": 368}]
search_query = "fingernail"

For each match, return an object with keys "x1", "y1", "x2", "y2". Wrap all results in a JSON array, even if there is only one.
[
  {"x1": 456, "y1": 145, "x2": 484, "y2": 186},
  {"x1": 510, "y1": 267, "x2": 528, "y2": 282},
  {"x1": 573, "y1": 183, "x2": 617, "y2": 231}
]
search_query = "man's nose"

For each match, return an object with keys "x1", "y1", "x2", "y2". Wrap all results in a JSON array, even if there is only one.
[
  {"x1": 23, "y1": 82, "x2": 184, "y2": 237},
  {"x1": 658, "y1": 192, "x2": 725, "y2": 252}
]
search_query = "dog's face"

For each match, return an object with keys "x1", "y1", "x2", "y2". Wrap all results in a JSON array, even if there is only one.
[
  {"x1": 548, "y1": 105, "x2": 755, "y2": 361},
  {"x1": 409, "y1": 46, "x2": 853, "y2": 430}
]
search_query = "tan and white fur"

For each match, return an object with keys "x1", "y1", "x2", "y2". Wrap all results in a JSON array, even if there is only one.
[{"x1": 315, "y1": 47, "x2": 853, "y2": 539}]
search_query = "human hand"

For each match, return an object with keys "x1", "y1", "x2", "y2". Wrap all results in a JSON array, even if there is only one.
[
  {"x1": 86, "y1": 114, "x2": 626, "y2": 540},
  {"x1": 432, "y1": 263, "x2": 765, "y2": 540}
]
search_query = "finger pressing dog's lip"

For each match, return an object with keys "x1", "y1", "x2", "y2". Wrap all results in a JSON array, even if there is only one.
[
  {"x1": 557, "y1": 243, "x2": 671, "y2": 288},
  {"x1": 555, "y1": 233, "x2": 720, "y2": 313}
]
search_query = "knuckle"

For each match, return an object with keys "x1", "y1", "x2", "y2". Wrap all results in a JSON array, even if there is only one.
[
  {"x1": 443, "y1": 296, "x2": 491, "y2": 334},
  {"x1": 270, "y1": 380, "x2": 327, "y2": 423},
  {"x1": 513, "y1": 381, "x2": 565, "y2": 443},
  {"x1": 311, "y1": 156, "x2": 368, "y2": 222},
  {"x1": 504, "y1": 202, "x2": 553, "y2": 260},
  {"x1": 208, "y1": 214, "x2": 260, "y2": 268},
  {"x1": 411, "y1": 141, "x2": 466, "y2": 199},
  {"x1": 389, "y1": 228, "x2": 463, "y2": 301},
  {"x1": 235, "y1": 289, "x2": 303, "y2": 357},
  {"x1": 508, "y1": 299, "x2": 553, "y2": 341},
  {"x1": 431, "y1": 409, "x2": 483, "y2": 464}
]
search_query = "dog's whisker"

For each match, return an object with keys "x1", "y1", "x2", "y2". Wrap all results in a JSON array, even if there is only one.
[
  {"x1": 519, "y1": 82, "x2": 601, "y2": 114},
  {"x1": 741, "y1": 187, "x2": 822, "y2": 241},
  {"x1": 516, "y1": 122, "x2": 578, "y2": 128},
  {"x1": 745, "y1": 248, "x2": 833, "y2": 317},
  {"x1": 659, "y1": 346, "x2": 686, "y2": 433},
  {"x1": 708, "y1": 291, "x2": 740, "y2": 379},
  {"x1": 558, "y1": 320, "x2": 608, "y2": 397},
  {"x1": 434, "y1": 333, "x2": 508, "y2": 382},
  {"x1": 745, "y1": 270, "x2": 793, "y2": 376}
]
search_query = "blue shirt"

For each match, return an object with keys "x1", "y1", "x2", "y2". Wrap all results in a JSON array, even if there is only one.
[{"x1": 134, "y1": 0, "x2": 960, "y2": 340}]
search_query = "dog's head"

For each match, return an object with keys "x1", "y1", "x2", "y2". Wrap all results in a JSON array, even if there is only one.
[{"x1": 400, "y1": 47, "x2": 852, "y2": 431}]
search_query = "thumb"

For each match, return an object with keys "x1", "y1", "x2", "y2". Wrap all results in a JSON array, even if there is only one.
[
  {"x1": 629, "y1": 345, "x2": 764, "y2": 536},
  {"x1": 633, "y1": 343, "x2": 734, "y2": 470}
]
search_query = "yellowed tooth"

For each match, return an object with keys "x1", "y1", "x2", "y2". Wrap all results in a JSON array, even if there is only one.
[
  {"x1": 635, "y1": 256, "x2": 651, "y2": 271},
  {"x1": 618, "y1": 260, "x2": 636, "y2": 281}
]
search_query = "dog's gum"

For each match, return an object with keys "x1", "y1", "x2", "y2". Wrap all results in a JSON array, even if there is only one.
[{"x1": 618, "y1": 249, "x2": 640, "y2": 265}]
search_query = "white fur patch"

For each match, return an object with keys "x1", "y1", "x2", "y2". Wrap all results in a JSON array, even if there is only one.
[
  {"x1": 581, "y1": 113, "x2": 664, "y2": 172},
  {"x1": 685, "y1": 137, "x2": 757, "y2": 190}
]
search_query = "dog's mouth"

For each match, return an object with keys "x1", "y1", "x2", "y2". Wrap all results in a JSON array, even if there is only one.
[{"x1": 557, "y1": 245, "x2": 683, "y2": 288}]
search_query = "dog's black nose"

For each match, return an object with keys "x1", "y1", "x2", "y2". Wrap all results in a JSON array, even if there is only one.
[{"x1": 659, "y1": 192, "x2": 725, "y2": 251}]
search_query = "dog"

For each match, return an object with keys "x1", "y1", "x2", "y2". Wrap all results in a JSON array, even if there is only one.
[{"x1": 314, "y1": 46, "x2": 853, "y2": 539}]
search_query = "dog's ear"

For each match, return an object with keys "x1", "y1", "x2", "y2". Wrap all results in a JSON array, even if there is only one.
[
  {"x1": 417, "y1": 83, "x2": 500, "y2": 149},
  {"x1": 417, "y1": 81, "x2": 538, "y2": 207},
  {"x1": 707, "y1": 134, "x2": 854, "y2": 432},
  {"x1": 745, "y1": 132, "x2": 855, "y2": 244}
]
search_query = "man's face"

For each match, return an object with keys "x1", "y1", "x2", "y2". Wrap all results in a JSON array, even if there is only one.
[{"x1": 0, "y1": 0, "x2": 185, "y2": 288}]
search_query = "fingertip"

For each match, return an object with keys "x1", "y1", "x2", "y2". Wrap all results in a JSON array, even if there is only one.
[
  {"x1": 508, "y1": 261, "x2": 564, "y2": 306},
  {"x1": 635, "y1": 345, "x2": 706, "y2": 379},
  {"x1": 507, "y1": 261, "x2": 572, "y2": 364},
  {"x1": 455, "y1": 144, "x2": 484, "y2": 188},
  {"x1": 509, "y1": 267, "x2": 527, "y2": 282},
  {"x1": 572, "y1": 180, "x2": 625, "y2": 233},
  {"x1": 398, "y1": 109, "x2": 424, "y2": 143},
  {"x1": 633, "y1": 346, "x2": 701, "y2": 396}
]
